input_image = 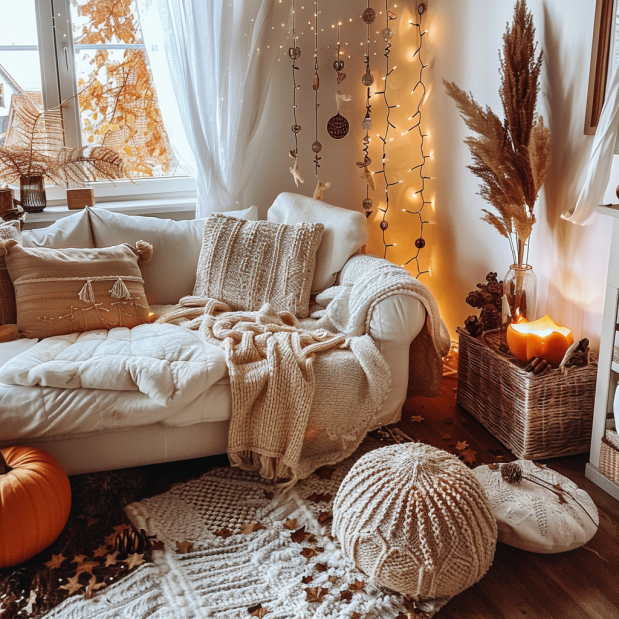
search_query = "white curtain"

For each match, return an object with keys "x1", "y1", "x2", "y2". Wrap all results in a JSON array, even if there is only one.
[
  {"x1": 562, "y1": 60, "x2": 619, "y2": 225},
  {"x1": 138, "y1": 0, "x2": 288, "y2": 216}
]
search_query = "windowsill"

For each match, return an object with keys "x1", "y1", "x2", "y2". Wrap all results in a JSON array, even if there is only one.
[{"x1": 23, "y1": 197, "x2": 197, "y2": 229}]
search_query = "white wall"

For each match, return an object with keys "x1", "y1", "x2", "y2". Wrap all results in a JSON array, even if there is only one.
[{"x1": 245, "y1": 0, "x2": 609, "y2": 348}]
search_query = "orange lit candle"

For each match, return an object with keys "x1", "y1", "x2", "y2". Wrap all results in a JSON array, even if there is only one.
[{"x1": 506, "y1": 314, "x2": 574, "y2": 367}]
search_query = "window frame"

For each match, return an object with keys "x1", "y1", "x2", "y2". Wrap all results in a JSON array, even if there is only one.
[{"x1": 29, "y1": 0, "x2": 196, "y2": 203}]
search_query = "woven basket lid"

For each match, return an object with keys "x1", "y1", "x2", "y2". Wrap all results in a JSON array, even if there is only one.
[{"x1": 333, "y1": 443, "x2": 497, "y2": 615}]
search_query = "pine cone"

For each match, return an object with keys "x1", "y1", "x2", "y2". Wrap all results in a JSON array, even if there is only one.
[
  {"x1": 525, "y1": 357, "x2": 552, "y2": 376},
  {"x1": 480, "y1": 304, "x2": 500, "y2": 330},
  {"x1": 565, "y1": 338, "x2": 590, "y2": 368},
  {"x1": 465, "y1": 290, "x2": 485, "y2": 309},
  {"x1": 486, "y1": 272, "x2": 499, "y2": 284},
  {"x1": 113, "y1": 527, "x2": 156, "y2": 556},
  {"x1": 464, "y1": 315, "x2": 484, "y2": 337}
]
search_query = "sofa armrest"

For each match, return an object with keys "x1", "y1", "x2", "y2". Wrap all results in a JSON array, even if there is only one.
[{"x1": 338, "y1": 254, "x2": 426, "y2": 426}]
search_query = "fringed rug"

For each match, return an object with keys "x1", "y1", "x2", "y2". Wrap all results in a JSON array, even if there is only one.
[{"x1": 41, "y1": 440, "x2": 413, "y2": 619}]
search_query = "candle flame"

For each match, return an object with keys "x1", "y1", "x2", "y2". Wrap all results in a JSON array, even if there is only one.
[{"x1": 510, "y1": 314, "x2": 572, "y2": 338}]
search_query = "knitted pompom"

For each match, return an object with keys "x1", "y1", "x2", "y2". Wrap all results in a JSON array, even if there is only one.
[
  {"x1": 134, "y1": 240, "x2": 153, "y2": 266},
  {"x1": 333, "y1": 443, "x2": 497, "y2": 616},
  {"x1": 0, "y1": 237, "x2": 17, "y2": 257}
]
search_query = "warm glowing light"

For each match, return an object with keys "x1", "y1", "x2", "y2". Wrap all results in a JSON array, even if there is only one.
[{"x1": 506, "y1": 314, "x2": 574, "y2": 367}]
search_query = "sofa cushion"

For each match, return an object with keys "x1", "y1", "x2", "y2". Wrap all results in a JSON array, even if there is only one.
[
  {"x1": 194, "y1": 214, "x2": 323, "y2": 318},
  {"x1": 89, "y1": 206, "x2": 258, "y2": 305},
  {"x1": 3, "y1": 240, "x2": 153, "y2": 339},
  {"x1": 22, "y1": 208, "x2": 94, "y2": 248},
  {"x1": 267, "y1": 192, "x2": 368, "y2": 293}
]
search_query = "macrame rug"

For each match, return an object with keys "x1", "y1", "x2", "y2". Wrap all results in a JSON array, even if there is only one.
[{"x1": 41, "y1": 440, "x2": 412, "y2": 619}]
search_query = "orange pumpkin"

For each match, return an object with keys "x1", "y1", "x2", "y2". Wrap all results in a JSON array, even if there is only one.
[{"x1": 0, "y1": 446, "x2": 71, "y2": 568}]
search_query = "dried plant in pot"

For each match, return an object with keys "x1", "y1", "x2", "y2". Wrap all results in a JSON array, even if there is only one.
[
  {"x1": 445, "y1": 0, "x2": 551, "y2": 321},
  {"x1": 0, "y1": 95, "x2": 126, "y2": 213}
]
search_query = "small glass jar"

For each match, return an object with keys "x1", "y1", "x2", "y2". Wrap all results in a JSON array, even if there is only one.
[
  {"x1": 19, "y1": 175, "x2": 47, "y2": 213},
  {"x1": 504, "y1": 264, "x2": 537, "y2": 322}
]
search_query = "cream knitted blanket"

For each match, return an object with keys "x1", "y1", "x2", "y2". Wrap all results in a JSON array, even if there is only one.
[{"x1": 161, "y1": 299, "x2": 390, "y2": 484}]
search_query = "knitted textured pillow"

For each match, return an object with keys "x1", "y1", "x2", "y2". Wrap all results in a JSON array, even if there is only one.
[
  {"x1": 333, "y1": 443, "x2": 497, "y2": 616},
  {"x1": 2, "y1": 239, "x2": 153, "y2": 339},
  {"x1": 194, "y1": 213, "x2": 324, "y2": 318},
  {"x1": 0, "y1": 220, "x2": 21, "y2": 325},
  {"x1": 473, "y1": 460, "x2": 599, "y2": 554}
]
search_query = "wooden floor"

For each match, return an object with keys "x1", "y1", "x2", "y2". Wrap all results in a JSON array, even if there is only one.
[{"x1": 398, "y1": 375, "x2": 619, "y2": 619}]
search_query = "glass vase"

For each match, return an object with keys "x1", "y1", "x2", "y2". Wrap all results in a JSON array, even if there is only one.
[
  {"x1": 504, "y1": 264, "x2": 537, "y2": 322},
  {"x1": 18, "y1": 175, "x2": 47, "y2": 213}
]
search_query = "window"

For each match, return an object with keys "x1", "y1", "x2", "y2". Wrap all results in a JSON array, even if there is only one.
[{"x1": 0, "y1": 0, "x2": 194, "y2": 200}]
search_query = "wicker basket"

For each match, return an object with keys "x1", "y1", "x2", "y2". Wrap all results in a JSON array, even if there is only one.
[
  {"x1": 600, "y1": 429, "x2": 619, "y2": 485},
  {"x1": 0, "y1": 221, "x2": 19, "y2": 325},
  {"x1": 456, "y1": 328, "x2": 597, "y2": 459}
]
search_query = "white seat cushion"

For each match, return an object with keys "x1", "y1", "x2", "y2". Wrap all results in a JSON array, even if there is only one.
[
  {"x1": 22, "y1": 209, "x2": 94, "y2": 248},
  {"x1": 89, "y1": 206, "x2": 258, "y2": 305},
  {"x1": 267, "y1": 193, "x2": 368, "y2": 293},
  {"x1": 0, "y1": 339, "x2": 39, "y2": 371}
]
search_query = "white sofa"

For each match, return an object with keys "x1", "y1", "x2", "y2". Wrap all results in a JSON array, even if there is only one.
[{"x1": 0, "y1": 194, "x2": 426, "y2": 475}]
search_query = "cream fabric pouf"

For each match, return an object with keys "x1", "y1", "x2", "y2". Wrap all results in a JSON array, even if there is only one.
[
  {"x1": 473, "y1": 460, "x2": 599, "y2": 554},
  {"x1": 332, "y1": 443, "x2": 497, "y2": 616}
]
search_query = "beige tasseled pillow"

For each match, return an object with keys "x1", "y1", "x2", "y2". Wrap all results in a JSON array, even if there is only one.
[
  {"x1": 194, "y1": 214, "x2": 324, "y2": 318},
  {"x1": 2, "y1": 239, "x2": 153, "y2": 339}
]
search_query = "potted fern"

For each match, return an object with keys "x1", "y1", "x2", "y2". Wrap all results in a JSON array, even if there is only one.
[
  {"x1": 444, "y1": 0, "x2": 550, "y2": 320},
  {"x1": 0, "y1": 95, "x2": 125, "y2": 213}
]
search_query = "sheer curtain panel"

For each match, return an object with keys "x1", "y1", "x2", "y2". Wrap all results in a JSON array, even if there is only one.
[{"x1": 138, "y1": 0, "x2": 288, "y2": 216}]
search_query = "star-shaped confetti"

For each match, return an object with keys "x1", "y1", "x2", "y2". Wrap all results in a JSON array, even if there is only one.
[
  {"x1": 75, "y1": 560, "x2": 99, "y2": 576},
  {"x1": 124, "y1": 553, "x2": 145, "y2": 570},
  {"x1": 176, "y1": 540, "x2": 195, "y2": 554},
  {"x1": 45, "y1": 553, "x2": 66, "y2": 570},
  {"x1": 93, "y1": 545, "x2": 109, "y2": 558},
  {"x1": 59, "y1": 574, "x2": 83, "y2": 595},
  {"x1": 104, "y1": 551, "x2": 119, "y2": 567},
  {"x1": 455, "y1": 440, "x2": 469, "y2": 451},
  {"x1": 411, "y1": 415, "x2": 424, "y2": 423}
]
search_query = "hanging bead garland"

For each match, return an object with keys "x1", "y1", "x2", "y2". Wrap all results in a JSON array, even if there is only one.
[
  {"x1": 375, "y1": 1, "x2": 402, "y2": 258},
  {"x1": 327, "y1": 23, "x2": 350, "y2": 140},
  {"x1": 402, "y1": 3, "x2": 431, "y2": 278},
  {"x1": 289, "y1": 0, "x2": 304, "y2": 187},
  {"x1": 360, "y1": 0, "x2": 375, "y2": 218}
]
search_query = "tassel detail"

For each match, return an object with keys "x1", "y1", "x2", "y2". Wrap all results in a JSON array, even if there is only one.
[
  {"x1": 110, "y1": 278, "x2": 131, "y2": 299},
  {"x1": 135, "y1": 240, "x2": 154, "y2": 266},
  {"x1": 78, "y1": 280, "x2": 95, "y2": 303}
]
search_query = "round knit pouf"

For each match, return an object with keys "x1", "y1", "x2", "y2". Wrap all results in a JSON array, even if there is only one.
[{"x1": 333, "y1": 443, "x2": 497, "y2": 615}]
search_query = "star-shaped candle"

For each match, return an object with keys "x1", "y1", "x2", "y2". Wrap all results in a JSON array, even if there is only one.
[{"x1": 506, "y1": 314, "x2": 574, "y2": 367}]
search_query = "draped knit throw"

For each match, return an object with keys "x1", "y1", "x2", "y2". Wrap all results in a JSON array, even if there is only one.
[{"x1": 161, "y1": 255, "x2": 449, "y2": 484}]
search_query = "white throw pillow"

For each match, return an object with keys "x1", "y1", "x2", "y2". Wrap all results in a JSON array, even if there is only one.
[
  {"x1": 474, "y1": 460, "x2": 598, "y2": 554},
  {"x1": 267, "y1": 192, "x2": 368, "y2": 293},
  {"x1": 22, "y1": 208, "x2": 94, "y2": 248},
  {"x1": 89, "y1": 206, "x2": 258, "y2": 305}
]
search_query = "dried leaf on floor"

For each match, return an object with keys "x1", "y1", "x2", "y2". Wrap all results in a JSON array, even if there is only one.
[
  {"x1": 328, "y1": 575, "x2": 338, "y2": 583},
  {"x1": 315, "y1": 466, "x2": 336, "y2": 480},
  {"x1": 411, "y1": 415, "x2": 424, "y2": 423},
  {"x1": 348, "y1": 579, "x2": 365, "y2": 591},
  {"x1": 318, "y1": 511, "x2": 333, "y2": 525},
  {"x1": 340, "y1": 590, "x2": 352, "y2": 601},
  {"x1": 151, "y1": 540, "x2": 165, "y2": 551},
  {"x1": 176, "y1": 540, "x2": 195, "y2": 553},
  {"x1": 75, "y1": 560, "x2": 99, "y2": 575},
  {"x1": 214, "y1": 529, "x2": 233, "y2": 540},
  {"x1": 125, "y1": 553, "x2": 145, "y2": 569},
  {"x1": 240, "y1": 522, "x2": 266, "y2": 535},
  {"x1": 263, "y1": 490, "x2": 275, "y2": 500},
  {"x1": 248, "y1": 602, "x2": 270, "y2": 617},
  {"x1": 302, "y1": 575, "x2": 313, "y2": 584},
  {"x1": 351, "y1": 613, "x2": 362, "y2": 619},
  {"x1": 283, "y1": 518, "x2": 298, "y2": 530},
  {"x1": 305, "y1": 587, "x2": 328, "y2": 602},
  {"x1": 300, "y1": 547, "x2": 318, "y2": 562},
  {"x1": 307, "y1": 493, "x2": 333, "y2": 503},
  {"x1": 459, "y1": 449, "x2": 477, "y2": 466},
  {"x1": 291, "y1": 526, "x2": 308, "y2": 544},
  {"x1": 442, "y1": 434, "x2": 451, "y2": 441},
  {"x1": 315, "y1": 563, "x2": 328, "y2": 573},
  {"x1": 455, "y1": 440, "x2": 469, "y2": 451}
]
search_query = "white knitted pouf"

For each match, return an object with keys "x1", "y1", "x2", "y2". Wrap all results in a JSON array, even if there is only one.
[{"x1": 332, "y1": 443, "x2": 497, "y2": 615}]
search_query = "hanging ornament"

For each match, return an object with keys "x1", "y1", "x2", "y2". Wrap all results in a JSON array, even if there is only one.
[
  {"x1": 312, "y1": 141, "x2": 322, "y2": 153},
  {"x1": 358, "y1": 160, "x2": 376, "y2": 191},
  {"x1": 313, "y1": 74, "x2": 320, "y2": 91},
  {"x1": 415, "y1": 238, "x2": 426, "y2": 249},
  {"x1": 362, "y1": 113, "x2": 372, "y2": 131},
  {"x1": 333, "y1": 59, "x2": 345, "y2": 72},
  {"x1": 328, "y1": 92, "x2": 352, "y2": 140},
  {"x1": 292, "y1": 124, "x2": 301, "y2": 134},
  {"x1": 382, "y1": 27, "x2": 393, "y2": 40},
  {"x1": 362, "y1": 197, "x2": 373, "y2": 211},
  {"x1": 313, "y1": 179, "x2": 331, "y2": 201},
  {"x1": 289, "y1": 150, "x2": 304, "y2": 187},
  {"x1": 380, "y1": 220, "x2": 389, "y2": 231},
  {"x1": 337, "y1": 72, "x2": 347, "y2": 84},
  {"x1": 289, "y1": 47, "x2": 301, "y2": 60},
  {"x1": 362, "y1": 7, "x2": 376, "y2": 24},
  {"x1": 362, "y1": 69, "x2": 374, "y2": 86}
]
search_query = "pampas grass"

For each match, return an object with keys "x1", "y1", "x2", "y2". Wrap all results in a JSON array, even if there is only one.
[{"x1": 445, "y1": 0, "x2": 550, "y2": 266}]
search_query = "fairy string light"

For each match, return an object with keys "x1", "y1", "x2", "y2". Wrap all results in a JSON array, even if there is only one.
[
  {"x1": 402, "y1": 3, "x2": 431, "y2": 278},
  {"x1": 288, "y1": 0, "x2": 304, "y2": 187},
  {"x1": 375, "y1": 2, "x2": 402, "y2": 259}
]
